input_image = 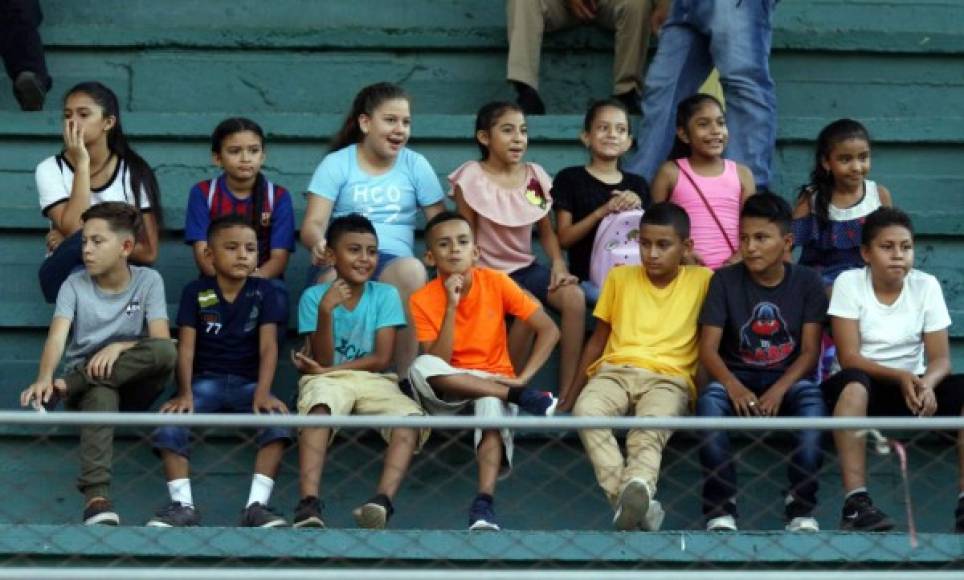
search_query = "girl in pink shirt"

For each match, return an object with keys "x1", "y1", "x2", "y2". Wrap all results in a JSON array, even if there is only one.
[
  {"x1": 450, "y1": 101, "x2": 585, "y2": 396},
  {"x1": 650, "y1": 94, "x2": 756, "y2": 269}
]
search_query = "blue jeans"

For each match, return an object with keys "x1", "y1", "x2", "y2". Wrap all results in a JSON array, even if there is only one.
[
  {"x1": 38, "y1": 230, "x2": 84, "y2": 303},
  {"x1": 625, "y1": 0, "x2": 777, "y2": 188},
  {"x1": 696, "y1": 370, "x2": 825, "y2": 518},
  {"x1": 153, "y1": 373, "x2": 291, "y2": 458}
]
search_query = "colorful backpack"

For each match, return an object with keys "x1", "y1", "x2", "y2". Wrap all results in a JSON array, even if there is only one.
[{"x1": 589, "y1": 209, "x2": 644, "y2": 288}]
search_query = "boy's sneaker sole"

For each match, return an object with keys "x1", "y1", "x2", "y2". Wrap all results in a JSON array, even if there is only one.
[
  {"x1": 84, "y1": 511, "x2": 120, "y2": 526},
  {"x1": 468, "y1": 519, "x2": 501, "y2": 531},
  {"x1": 642, "y1": 500, "x2": 665, "y2": 532},
  {"x1": 706, "y1": 514, "x2": 738, "y2": 532},
  {"x1": 786, "y1": 516, "x2": 820, "y2": 533},
  {"x1": 612, "y1": 479, "x2": 650, "y2": 531},
  {"x1": 353, "y1": 503, "x2": 388, "y2": 529},
  {"x1": 292, "y1": 517, "x2": 325, "y2": 529},
  {"x1": 840, "y1": 517, "x2": 895, "y2": 532}
]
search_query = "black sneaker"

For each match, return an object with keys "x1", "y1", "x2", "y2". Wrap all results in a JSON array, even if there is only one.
[
  {"x1": 240, "y1": 502, "x2": 287, "y2": 528},
  {"x1": 292, "y1": 496, "x2": 325, "y2": 528},
  {"x1": 840, "y1": 492, "x2": 894, "y2": 532},
  {"x1": 516, "y1": 388, "x2": 558, "y2": 416},
  {"x1": 955, "y1": 496, "x2": 964, "y2": 533},
  {"x1": 513, "y1": 82, "x2": 545, "y2": 115},
  {"x1": 83, "y1": 498, "x2": 120, "y2": 526},
  {"x1": 785, "y1": 495, "x2": 819, "y2": 532},
  {"x1": 146, "y1": 501, "x2": 200, "y2": 527},
  {"x1": 13, "y1": 71, "x2": 47, "y2": 111},
  {"x1": 353, "y1": 494, "x2": 394, "y2": 529},
  {"x1": 468, "y1": 494, "x2": 500, "y2": 531}
]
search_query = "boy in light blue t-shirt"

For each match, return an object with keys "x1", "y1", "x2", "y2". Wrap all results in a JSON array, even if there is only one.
[{"x1": 291, "y1": 213, "x2": 427, "y2": 530}]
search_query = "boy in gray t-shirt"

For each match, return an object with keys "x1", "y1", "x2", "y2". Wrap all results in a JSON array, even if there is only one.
[{"x1": 20, "y1": 202, "x2": 176, "y2": 527}]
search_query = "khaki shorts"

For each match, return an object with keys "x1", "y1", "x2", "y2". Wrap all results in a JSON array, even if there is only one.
[
  {"x1": 297, "y1": 370, "x2": 429, "y2": 450},
  {"x1": 408, "y1": 354, "x2": 518, "y2": 477}
]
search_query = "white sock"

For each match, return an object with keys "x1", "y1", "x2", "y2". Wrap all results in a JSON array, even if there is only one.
[
  {"x1": 845, "y1": 487, "x2": 868, "y2": 500},
  {"x1": 246, "y1": 473, "x2": 274, "y2": 507},
  {"x1": 167, "y1": 478, "x2": 193, "y2": 508}
]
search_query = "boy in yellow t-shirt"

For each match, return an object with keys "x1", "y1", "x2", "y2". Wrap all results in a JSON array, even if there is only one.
[{"x1": 562, "y1": 202, "x2": 712, "y2": 531}]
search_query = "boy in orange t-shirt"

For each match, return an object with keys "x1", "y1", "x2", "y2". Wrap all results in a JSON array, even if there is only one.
[{"x1": 409, "y1": 211, "x2": 559, "y2": 531}]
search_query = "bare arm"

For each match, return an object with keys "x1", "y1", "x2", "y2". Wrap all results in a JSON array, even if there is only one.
[
  {"x1": 920, "y1": 329, "x2": 952, "y2": 391},
  {"x1": 309, "y1": 307, "x2": 337, "y2": 368},
  {"x1": 422, "y1": 201, "x2": 446, "y2": 223},
  {"x1": 514, "y1": 308, "x2": 560, "y2": 384},
  {"x1": 791, "y1": 194, "x2": 812, "y2": 219},
  {"x1": 756, "y1": 322, "x2": 823, "y2": 415},
  {"x1": 649, "y1": 162, "x2": 677, "y2": 203},
  {"x1": 310, "y1": 326, "x2": 397, "y2": 374},
  {"x1": 559, "y1": 319, "x2": 610, "y2": 410},
  {"x1": 174, "y1": 325, "x2": 196, "y2": 398},
  {"x1": 254, "y1": 249, "x2": 290, "y2": 279},
  {"x1": 20, "y1": 316, "x2": 72, "y2": 407},
  {"x1": 300, "y1": 194, "x2": 334, "y2": 261},
  {"x1": 52, "y1": 120, "x2": 94, "y2": 235},
  {"x1": 877, "y1": 184, "x2": 894, "y2": 208},
  {"x1": 421, "y1": 304, "x2": 457, "y2": 362},
  {"x1": 736, "y1": 163, "x2": 757, "y2": 203},
  {"x1": 452, "y1": 185, "x2": 478, "y2": 232}
]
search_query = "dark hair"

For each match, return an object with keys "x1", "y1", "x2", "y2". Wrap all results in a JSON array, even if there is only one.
[
  {"x1": 667, "y1": 93, "x2": 725, "y2": 160},
  {"x1": 65, "y1": 82, "x2": 163, "y2": 229},
  {"x1": 861, "y1": 206, "x2": 913, "y2": 246},
  {"x1": 330, "y1": 82, "x2": 410, "y2": 152},
  {"x1": 206, "y1": 213, "x2": 255, "y2": 242},
  {"x1": 325, "y1": 213, "x2": 377, "y2": 247},
  {"x1": 210, "y1": 117, "x2": 270, "y2": 242},
  {"x1": 424, "y1": 210, "x2": 472, "y2": 243},
  {"x1": 81, "y1": 201, "x2": 142, "y2": 237},
  {"x1": 583, "y1": 98, "x2": 630, "y2": 132},
  {"x1": 474, "y1": 101, "x2": 524, "y2": 160},
  {"x1": 796, "y1": 118, "x2": 871, "y2": 225},
  {"x1": 741, "y1": 192, "x2": 792, "y2": 234},
  {"x1": 640, "y1": 202, "x2": 690, "y2": 239}
]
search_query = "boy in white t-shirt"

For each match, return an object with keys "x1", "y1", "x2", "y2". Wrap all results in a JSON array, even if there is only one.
[{"x1": 824, "y1": 207, "x2": 963, "y2": 533}]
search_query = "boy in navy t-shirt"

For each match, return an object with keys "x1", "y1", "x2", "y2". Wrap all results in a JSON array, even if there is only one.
[
  {"x1": 149, "y1": 215, "x2": 291, "y2": 528},
  {"x1": 697, "y1": 193, "x2": 828, "y2": 533}
]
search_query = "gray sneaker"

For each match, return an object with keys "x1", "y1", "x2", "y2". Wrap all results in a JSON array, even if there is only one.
[
  {"x1": 147, "y1": 502, "x2": 200, "y2": 527},
  {"x1": 240, "y1": 502, "x2": 287, "y2": 528}
]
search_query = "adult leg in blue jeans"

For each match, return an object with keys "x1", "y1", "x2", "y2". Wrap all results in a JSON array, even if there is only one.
[{"x1": 625, "y1": 0, "x2": 777, "y2": 189}]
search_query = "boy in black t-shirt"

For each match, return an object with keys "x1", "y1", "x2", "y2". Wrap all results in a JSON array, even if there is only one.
[
  {"x1": 697, "y1": 193, "x2": 828, "y2": 532},
  {"x1": 149, "y1": 215, "x2": 291, "y2": 528}
]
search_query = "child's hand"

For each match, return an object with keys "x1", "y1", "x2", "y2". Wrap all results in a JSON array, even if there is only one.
[
  {"x1": 898, "y1": 371, "x2": 923, "y2": 413},
  {"x1": 291, "y1": 350, "x2": 327, "y2": 374},
  {"x1": 756, "y1": 386, "x2": 787, "y2": 417},
  {"x1": 320, "y1": 278, "x2": 351, "y2": 313},
  {"x1": 63, "y1": 119, "x2": 89, "y2": 168},
  {"x1": 443, "y1": 274, "x2": 464, "y2": 307},
  {"x1": 725, "y1": 382, "x2": 760, "y2": 417},
  {"x1": 253, "y1": 393, "x2": 289, "y2": 415},
  {"x1": 556, "y1": 396, "x2": 575, "y2": 414},
  {"x1": 46, "y1": 229, "x2": 65, "y2": 253},
  {"x1": 160, "y1": 394, "x2": 194, "y2": 414},
  {"x1": 610, "y1": 190, "x2": 642, "y2": 212},
  {"x1": 20, "y1": 379, "x2": 65, "y2": 409},
  {"x1": 86, "y1": 342, "x2": 128, "y2": 380},
  {"x1": 548, "y1": 268, "x2": 578, "y2": 292},
  {"x1": 916, "y1": 386, "x2": 937, "y2": 417},
  {"x1": 310, "y1": 240, "x2": 329, "y2": 267}
]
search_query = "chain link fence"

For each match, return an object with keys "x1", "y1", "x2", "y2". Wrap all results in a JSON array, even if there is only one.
[{"x1": 0, "y1": 412, "x2": 961, "y2": 574}]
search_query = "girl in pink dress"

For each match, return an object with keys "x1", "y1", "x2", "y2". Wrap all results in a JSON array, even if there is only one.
[
  {"x1": 649, "y1": 94, "x2": 756, "y2": 270},
  {"x1": 450, "y1": 101, "x2": 585, "y2": 397}
]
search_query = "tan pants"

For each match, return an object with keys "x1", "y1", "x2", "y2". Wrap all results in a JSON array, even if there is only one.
[
  {"x1": 506, "y1": 0, "x2": 653, "y2": 95},
  {"x1": 573, "y1": 364, "x2": 690, "y2": 506}
]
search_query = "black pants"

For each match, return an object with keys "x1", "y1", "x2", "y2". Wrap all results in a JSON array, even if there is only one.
[{"x1": 0, "y1": 0, "x2": 50, "y2": 86}]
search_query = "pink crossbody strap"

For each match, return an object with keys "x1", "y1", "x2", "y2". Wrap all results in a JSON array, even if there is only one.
[{"x1": 674, "y1": 160, "x2": 737, "y2": 254}]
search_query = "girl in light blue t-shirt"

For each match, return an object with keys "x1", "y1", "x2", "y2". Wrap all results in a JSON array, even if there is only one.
[{"x1": 301, "y1": 82, "x2": 445, "y2": 376}]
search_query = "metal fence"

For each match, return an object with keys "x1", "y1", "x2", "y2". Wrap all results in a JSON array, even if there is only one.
[{"x1": 0, "y1": 412, "x2": 961, "y2": 574}]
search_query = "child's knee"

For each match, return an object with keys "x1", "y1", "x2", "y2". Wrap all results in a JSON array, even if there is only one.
[
  {"x1": 381, "y1": 257, "x2": 427, "y2": 290},
  {"x1": 308, "y1": 404, "x2": 331, "y2": 416},
  {"x1": 835, "y1": 382, "x2": 869, "y2": 415},
  {"x1": 558, "y1": 284, "x2": 586, "y2": 311},
  {"x1": 153, "y1": 426, "x2": 190, "y2": 456}
]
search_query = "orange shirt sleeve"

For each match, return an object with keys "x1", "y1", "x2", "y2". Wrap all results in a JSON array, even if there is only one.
[{"x1": 496, "y1": 270, "x2": 540, "y2": 321}]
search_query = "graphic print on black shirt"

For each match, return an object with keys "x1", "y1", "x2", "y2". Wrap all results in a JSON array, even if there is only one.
[{"x1": 738, "y1": 301, "x2": 795, "y2": 367}]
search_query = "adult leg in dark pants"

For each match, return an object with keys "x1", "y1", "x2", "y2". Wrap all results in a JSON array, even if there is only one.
[{"x1": 0, "y1": 0, "x2": 52, "y2": 110}]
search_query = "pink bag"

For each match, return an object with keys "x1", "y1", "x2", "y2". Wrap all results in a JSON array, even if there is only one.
[{"x1": 589, "y1": 209, "x2": 644, "y2": 288}]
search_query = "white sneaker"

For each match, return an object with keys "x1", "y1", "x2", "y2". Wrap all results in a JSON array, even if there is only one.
[
  {"x1": 612, "y1": 478, "x2": 651, "y2": 531},
  {"x1": 706, "y1": 514, "x2": 738, "y2": 532},
  {"x1": 642, "y1": 499, "x2": 665, "y2": 531},
  {"x1": 786, "y1": 516, "x2": 820, "y2": 532}
]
